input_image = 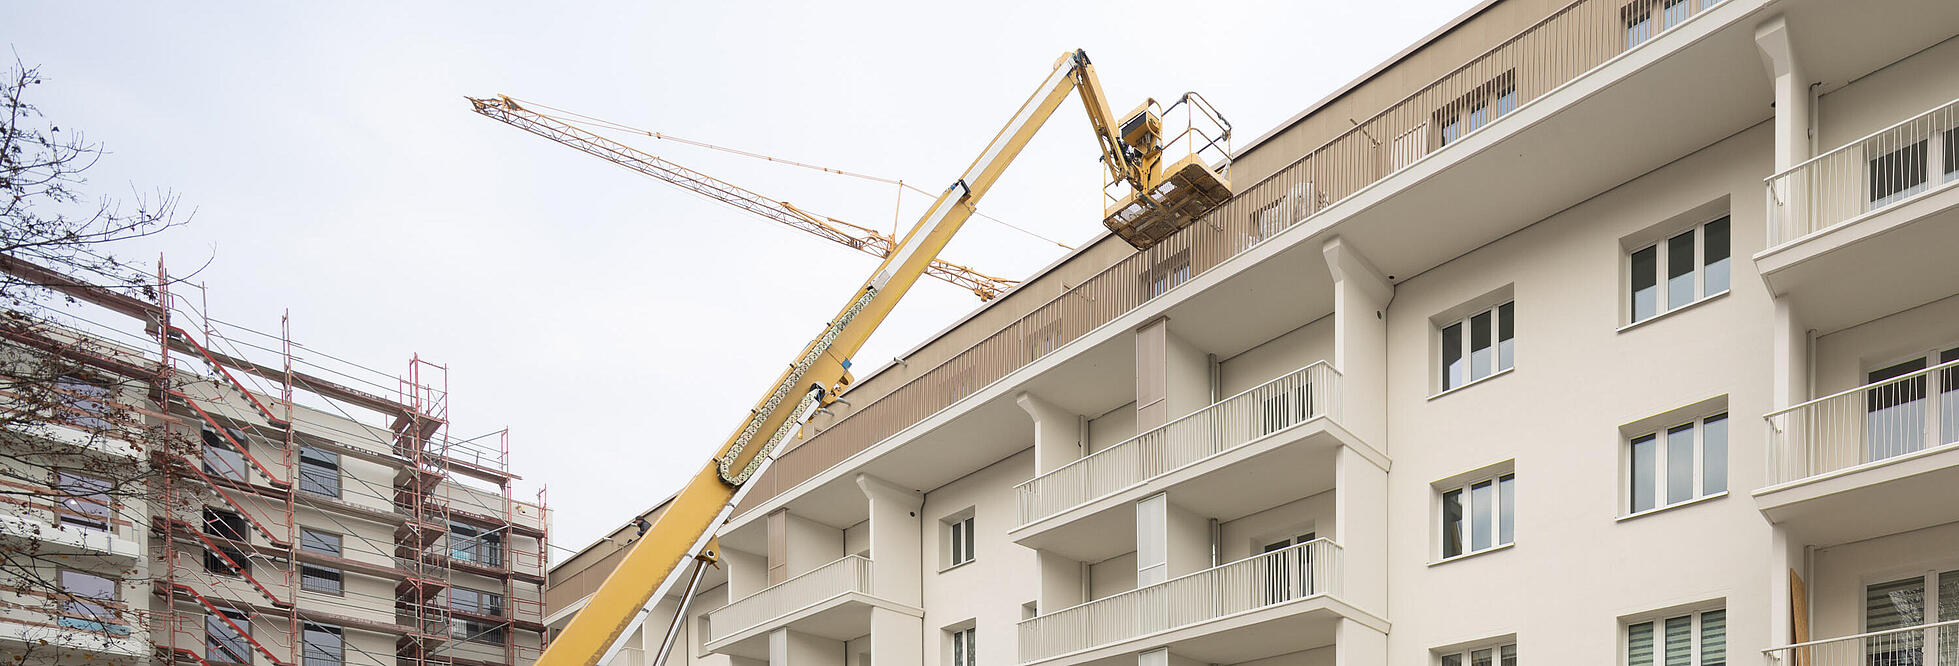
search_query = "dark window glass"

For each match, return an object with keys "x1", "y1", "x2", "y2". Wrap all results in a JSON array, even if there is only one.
[
  {"x1": 301, "y1": 565, "x2": 342, "y2": 595},
  {"x1": 204, "y1": 508, "x2": 248, "y2": 542},
  {"x1": 1667, "y1": 231, "x2": 1696, "y2": 310},
  {"x1": 56, "y1": 472, "x2": 112, "y2": 531},
  {"x1": 1703, "y1": 217, "x2": 1730, "y2": 296},
  {"x1": 207, "y1": 609, "x2": 252, "y2": 665},
  {"x1": 1631, "y1": 434, "x2": 1657, "y2": 513},
  {"x1": 1870, "y1": 140, "x2": 1928, "y2": 204},
  {"x1": 301, "y1": 529, "x2": 341, "y2": 557},
  {"x1": 1497, "y1": 302, "x2": 1515, "y2": 371},
  {"x1": 1441, "y1": 489, "x2": 1464, "y2": 558},
  {"x1": 202, "y1": 427, "x2": 250, "y2": 482},
  {"x1": 302, "y1": 624, "x2": 343, "y2": 666},
  {"x1": 1441, "y1": 323, "x2": 1464, "y2": 390},
  {"x1": 59, "y1": 570, "x2": 117, "y2": 621},
  {"x1": 1703, "y1": 414, "x2": 1728, "y2": 496},
  {"x1": 1470, "y1": 311, "x2": 1494, "y2": 381},
  {"x1": 1631, "y1": 245, "x2": 1658, "y2": 322},
  {"x1": 298, "y1": 445, "x2": 339, "y2": 497}
]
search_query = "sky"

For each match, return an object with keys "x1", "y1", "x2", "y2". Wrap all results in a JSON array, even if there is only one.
[{"x1": 9, "y1": 0, "x2": 1480, "y2": 561}]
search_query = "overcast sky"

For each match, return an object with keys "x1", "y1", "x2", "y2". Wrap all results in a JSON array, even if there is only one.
[{"x1": 10, "y1": 1, "x2": 1478, "y2": 560}]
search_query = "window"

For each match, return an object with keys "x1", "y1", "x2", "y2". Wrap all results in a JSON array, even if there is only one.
[
  {"x1": 1627, "y1": 413, "x2": 1728, "y2": 514},
  {"x1": 1436, "y1": 71, "x2": 1516, "y2": 147},
  {"x1": 1870, "y1": 139, "x2": 1930, "y2": 208},
  {"x1": 1864, "y1": 347, "x2": 1959, "y2": 462},
  {"x1": 297, "y1": 444, "x2": 339, "y2": 497},
  {"x1": 1626, "y1": 608, "x2": 1725, "y2": 666},
  {"x1": 942, "y1": 367, "x2": 978, "y2": 404},
  {"x1": 948, "y1": 626, "x2": 977, "y2": 666},
  {"x1": 55, "y1": 471, "x2": 111, "y2": 531},
  {"x1": 1144, "y1": 251, "x2": 1191, "y2": 299},
  {"x1": 1441, "y1": 473, "x2": 1514, "y2": 559},
  {"x1": 450, "y1": 587, "x2": 504, "y2": 617},
  {"x1": 1440, "y1": 302, "x2": 1515, "y2": 392},
  {"x1": 202, "y1": 427, "x2": 250, "y2": 482},
  {"x1": 1440, "y1": 643, "x2": 1517, "y2": 666},
  {"x1": 204, "y1": 508, "x2": 250, "y2": 576},
  {"x1": 301, "y1": 565, "x2": 343, "y2": 595},
  {"x1": 1261, "y1": 533, "x2": 1317, "y2": 603},
  {"x1": 945, "y1": 513, "x2": 976, "y2": 568},
  {"x1": 302, "y1": 624, "x2": 344, "y2": 666},
  {"x1": 1026, "y1": 320, "x2": 1062, "y2": 360},
  {"x1": 59, "y1": 570, "x2": 118, "y2": 625},
  {"x1": 1259, "y1": 383, "x2": 1315, "y2": 436},
  {"x1": 301, "y1": 529, "x2": 342, "y2": 557},
  {"x1": 207, "y1": 608, "x2": 253, "y2": 665},
  {"x1": 1629, "y1": 216, "x2": 1729, "y2": 323},
  {"x1": 1625, "y1": 0, "x2": 1687, "y2": 47},
  {"x1": 55, "y1": 375, "x2": 114, "y2": 430},
  {"x1": 1864, "y1": 570, "x2": 1959, "y2": 665},
  {"x1": 450, "y1": 522, "x2": 504, "y2": 566}
]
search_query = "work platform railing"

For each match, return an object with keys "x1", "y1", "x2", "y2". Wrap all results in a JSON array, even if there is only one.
[
  {"x1": 1015, "y1": 362, "x2": 1341, "y2": 526},
  {"x1": 1764, "y1": 358, "x2": 1959, "y2": 486},
  {"x1": 1766, "y1": 96, "x2": 1959, "y2": 247},
  {"x1": 738, "y1": 0, "x2": 1732, "y2": 517},
  {"x1": 1765, "y1": 618, "x2": 1959, "y2": 666},
  {"x1": 1017, "y1": 539, "x2": 1342, "y2": 664},
  {"x1": 706, "y1": 555, "x2": 876, "y2": 643}
]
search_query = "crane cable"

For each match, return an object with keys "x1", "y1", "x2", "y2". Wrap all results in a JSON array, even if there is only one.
[{"x1": 506, "y1": 96, "x2": 1075, "y2": 251}]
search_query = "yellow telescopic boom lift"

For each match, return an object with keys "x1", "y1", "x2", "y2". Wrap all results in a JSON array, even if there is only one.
[{"x1": 533, "y1": 49, "x2": 1231, "y2": 666}]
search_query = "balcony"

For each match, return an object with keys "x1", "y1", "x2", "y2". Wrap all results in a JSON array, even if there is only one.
[
  {"x1": 1766, "y1": 619, "x2": 1959, "y2": 666},
  {"x1": 1757, "y1": 358, "x2": 1959, "y2": 545},
  {"x1": 1017, "y1": 540, "x2": 1369, "y2": 666},
  {"x1": 704, "y1": 555, "x2": 917, "y2": 659},
  {"x1": 1759, "y1": 97, "x2": 1959, "y2": 333},
  {"x1": 1011, "y1": 364, "x2": 1370, "y2": 562}
]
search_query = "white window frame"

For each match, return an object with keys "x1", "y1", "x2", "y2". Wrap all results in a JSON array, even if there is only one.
[
  {"x1": 947, "y1": 624, "x2": 977, "y2": 666},
  {"x1": 1438, "y1": 641, "x2": 1517, "y2": 666},
  {"x1": 1626, "y1": 215, "x2": 1730, "y2": 325},
  {"x1": 1860, "y1": 345, "x2": 1959, "y2": 464},
  {"x1": 1624, "y1": 412, "x2": 1728, "y2": 516},
  {"x1": 1623, "y1": 605, "x2": 1725, "y2": 666},
  {"x1": 1437, "y1": 470, "x2": 1515, "y2": 561},
  {"x1": 1438, "y1": 301, "x2": 1515, "y2": 394},
  {"x1": 943, "y1": 511, "x2": 976, "y2": 569}
]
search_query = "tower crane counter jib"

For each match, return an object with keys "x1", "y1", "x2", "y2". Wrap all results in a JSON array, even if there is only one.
[{"x1": 527, "y1": 49, "x2": 1234, "y2": 666}]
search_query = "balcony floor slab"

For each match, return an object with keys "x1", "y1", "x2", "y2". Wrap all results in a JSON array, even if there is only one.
[
  {"x1": 1756, "y1": 182, "x2": 1959, "y2": 335},
  {"x1": 705, "y1": 592, "x2": 921, "y2": 661},
  {"x1": 1754, "y1": 441, "x2": 1959, "y2": 546},
  {"x1": 1020, "y1": 594, "x2": 1386, "y2": 666}
]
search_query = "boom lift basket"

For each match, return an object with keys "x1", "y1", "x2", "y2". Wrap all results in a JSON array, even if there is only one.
[{"x1": 1100, "y1": 93, "x2": 1234, "y2": 249}]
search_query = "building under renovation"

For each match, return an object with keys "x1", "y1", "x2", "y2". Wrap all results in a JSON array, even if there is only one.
[
  {"x1": 0, "y1": 257, "x2": 549, "y2": 666},
  {"x1": 546, "y1": 0, "x2": 1959, "y2": 664}
]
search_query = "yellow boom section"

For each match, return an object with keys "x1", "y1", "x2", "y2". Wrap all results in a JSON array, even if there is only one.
[{"x1": 534, "y1": 49, "x2": 1229, "y2": 666}]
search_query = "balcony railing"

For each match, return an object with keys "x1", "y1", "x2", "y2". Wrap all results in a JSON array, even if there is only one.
[
  {"x1": 707, "y1": 555, "x2": 874, "y2": 643},
  {"x1": 1766, "y1": 96, "x2": 1959, "y2": 247},
  {"x1": 1765, "y1": 618, "x2": 1959, "y2": 666},
  {"x1": 1017, "y1": 539, "x2": 1342, "y2": 664},
  {"x1": 1015, "y1": 363, "x2": 1341, "y2": 527},
  {"x1": 736, "y1": 0, "x2": 1730, "y2": 516},
  {"x1": 1764, "y1": 358, "x2": 1959, "y2": 486}
]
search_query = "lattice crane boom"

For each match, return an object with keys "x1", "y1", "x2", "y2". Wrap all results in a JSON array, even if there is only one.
[{"x1": 467, "y1": 95, "x2": 1018, "y2": 300}]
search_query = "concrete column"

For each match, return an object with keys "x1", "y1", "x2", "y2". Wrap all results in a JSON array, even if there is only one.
[
  {"x1": 725, "y1": 547, "x2": 767, "y2": 599},
  {"x1": 1334, "y1": 618, "x2": 1387, "y2": 666},
  {"x1": 868, "y1": 608, "x2": 920, "y2": 666},
  {"x1": 1036, "y1": 550, "x2": 1084, "y2": 614},
  {"x1": 1017, "y1": 392, "x2": 1084, "y2": 475},
  {"x1": 1136, "y1": 492, "x2": 1210, "y2": 586},
  {"x1": 1321, "y1": 237, "x2": 1392, "y2": 447},
  {"x1": 769, "y1": 628, "x2": 844, "y2": 666},
  {"x1": 1135, "y1": 318, "x2": 1210, "y2": 430},
  {"x1": 1333, "y1": 445, "x2": 1390, "y2": 617},
  {"x1": 767, "y1": 509, "x2": 788, "y2": 585},
  {"x1": 1137, "y1": 647, "x2": 1203, "y2": 666},
  {"x1": 856, "y1": 474, "x2": 923, "y2": 606},
  {"x1": 1754, "y1": 15, "x2": 1812, "y2": 172},
  {"x1": 1771, "y1": 298, "x2": 1810, "y2": 410}
]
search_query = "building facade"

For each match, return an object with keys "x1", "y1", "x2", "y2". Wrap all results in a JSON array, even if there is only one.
[
  {"x1": 0, "y1": 260, "x2": 549, "y2": 666},
  {"x1": 547, "y1": 0, "x2": 1959, "y2": 663}
]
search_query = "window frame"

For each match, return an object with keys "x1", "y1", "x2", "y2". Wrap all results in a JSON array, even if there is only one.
[
  {"x1": 1437, "y1": 301, "x2": 1516, "y2": 394},
  {"x1": 1624, "y1": 412, "x2": 1729, "y2": 516},
  {"x1": 947, "y1": 625, "x2": 978, "y2": 666},
  {"x1": 1438, "y1": 641, "x2": 1518, "y2": 666},
  {"x1": 58, "y1": 569, "x2": 120, "y2": 625},
  {"x1": 943, "y1": 511, "x2": 977, "y2": 569},
  {"x1": 55, "y1": 471, "x2": 113, "y2": 532},
  {"x1": 1143, "y1": 250, "x2": 1192, "y2": 300},
  {"x1": 53, "y1": 375, "x2": 116, "y2": 431},
  {"x1": 449, "y1": 521, "x2": 505, "y2": 567},
  {"x1": 1434, "y1": 70, "x2": 1517, "y2": 149},
  {"x1": 302, "y1": 623, "x2": 344, "y2": 666},
  {"x1": 1623, "y1": 605, "x2": 1726, "y2": 666},
  {"x1": 1437, "y1": 470, "x2": 1516, "y2": 561},
  {"x1": 297, "y1": 444, "x2": 340, "y2": 498},
  {"x1": 300, "y1": 564, "x2": 343, "y2": 596},
  {"x1": 201, "y1": 426, "x2": 252, "y2": 482},
  {"x1": 207, "y1": 608, "x2": 254, "y2": 665},
  {"x1": 300, "y1": 528, "x2": 342, "y2": 557},
  {"x1": 1626, "y1": 215, "x2": 1730, "y2": 326}
]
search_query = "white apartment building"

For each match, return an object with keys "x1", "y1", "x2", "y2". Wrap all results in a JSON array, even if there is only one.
[
  {"x1": 546, "y1": 0, "x2": 1959, "y2": 663},
  {"x1": 0, "y1": 263, "x2": 549, "y2": 666}
]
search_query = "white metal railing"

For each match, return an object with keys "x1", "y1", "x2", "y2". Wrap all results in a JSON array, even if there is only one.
[
  {"x1": 706, "y1": 555, "x2": 873, "y2": 643},
  {"x1": 1764, "y1": 358, "x2": 1959, "y2": 486},
  {"x1": 1765, "y1": 96, "x2": 1959, "y2": 247},
  {"x1": 1765, "y1": 618, "x2": 1959, "y2": 666},
  {"x1": 1017, "y1": 539, "x2": 1341, "y2": 664},
  {"x1": 1015, "y1": 363, "x2": 1341, "y2": 527}
]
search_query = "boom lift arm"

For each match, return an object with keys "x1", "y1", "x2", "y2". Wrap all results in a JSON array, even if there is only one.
[{"x1": 536, "y1": 50, "x2": 1232, "y2": 666}]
